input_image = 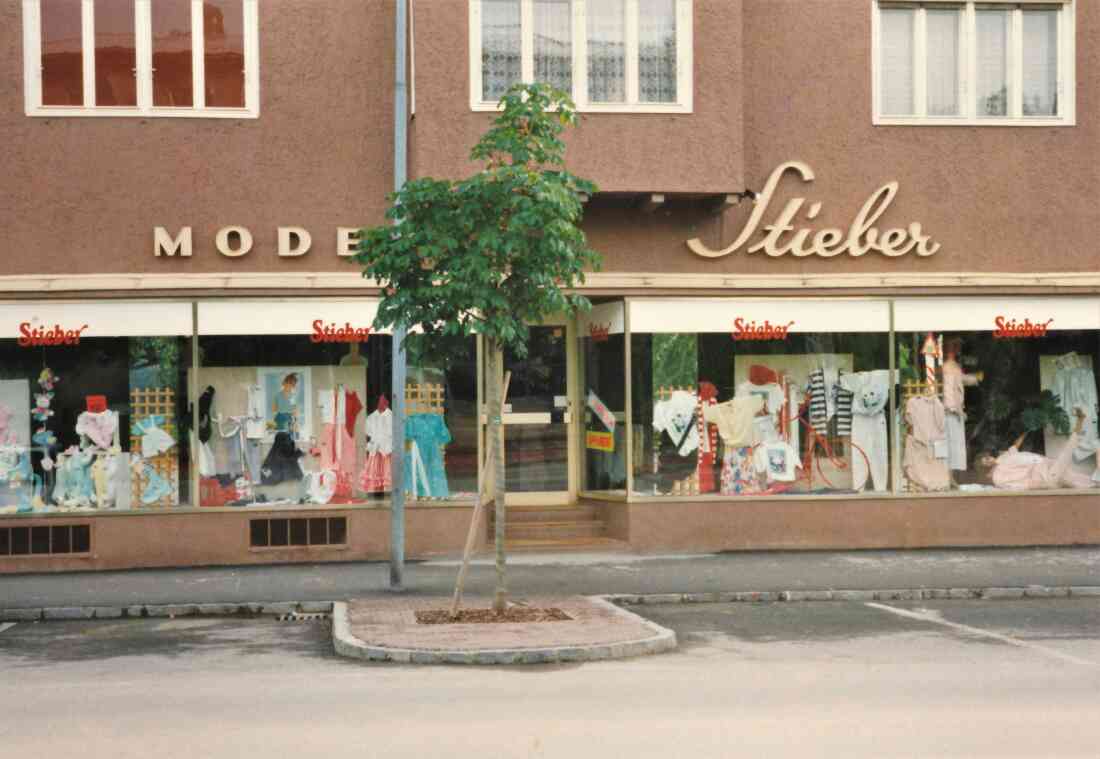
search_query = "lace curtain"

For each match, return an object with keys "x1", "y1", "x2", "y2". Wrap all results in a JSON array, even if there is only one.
[
  {"x1": 975, "y1": 9, "x2": 1009, "y2": 117},
  {"x1": 879, "y1": 8, "x2": 914, "y2": 116},
  {"x1": 482, "y1": 0, "x2": 521, "y2": 101},
  {"x1": 1022, "y1": 10, "x2": 1057, "y2": 117},
  {"x1": 925, "y1": 9, "x2": 959, "y2": 117},
  {"x1": 533, "y1": 0, "x2": 572, "y2": 92},
  {"x1": 638, "y1": 0, "x2": 676, "y2": 103},
  {"x1": 587, "y1": 0, "x2": 625, "y2": 102}
]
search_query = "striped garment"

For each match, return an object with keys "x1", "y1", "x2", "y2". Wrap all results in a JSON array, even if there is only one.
[
  {"x1": 808, "y1": 369, "x2": 828, "y2": 429},
  {"x1": 834, "y1": 386, "x2": 853, "y2": 437}
]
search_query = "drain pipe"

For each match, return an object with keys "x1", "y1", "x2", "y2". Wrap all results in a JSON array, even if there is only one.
[{"x1": 390, "y1": 0, "x2": 408, "y2": 591}]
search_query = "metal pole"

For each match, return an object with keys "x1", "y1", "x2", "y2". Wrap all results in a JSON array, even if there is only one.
[{"x1": 390, "y1": 0, "x2": 408, "y2": 591}]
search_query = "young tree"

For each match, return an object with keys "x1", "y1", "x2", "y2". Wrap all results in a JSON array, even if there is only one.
[{"x1": 355, "y1": 83, "x2": 599, "y2": 612}]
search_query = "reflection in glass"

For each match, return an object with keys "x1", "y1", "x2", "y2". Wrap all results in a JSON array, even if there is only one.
[
  {"x1": 581, "y1": 334, "x2": 626, "y2": 493},
  {"x1": 586, "y1": 0, "x2": 625, "y2": 102},
  {"x1": 152, "y1": 0, "x2": 194, "y2": 107},
  {"x1": 638, "y1": 0, "x2": 676, "y2": 103},
  {"x1": 94, "y1": 0, "x2": 136, "y2": 106},
  {"x1": 1022, "y1": 10, "x2": 1058, "y2": 117},
  {"x1": 482, "y1": 0, "x2": 521, "y2": 101},
  {"x1": 41, "y1": 0, "x2": 84, "y2": 106},
  {"x1": 533, "y1": 0, "x2": 571, "y2": 93},
  {"x1": 976, "y1": 9, "x2": 1009, "y2": 117},
  {"x1": 203, "y1": 0, "x2": 246, "y2": 108},
  {"x1": 502, "y1": 327, "x2": 569, "y2": 493}
]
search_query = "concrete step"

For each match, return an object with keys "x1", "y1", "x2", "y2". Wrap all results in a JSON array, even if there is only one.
[
  {"x1": 504, "y1": 520, "x2": 606, "y2": 541},
  {"x1": 493, "y1": 504, "x2": 600, "y2": 524},
  {"x1": 501, "y1": 536, "x2": 631, "y2": 553}
]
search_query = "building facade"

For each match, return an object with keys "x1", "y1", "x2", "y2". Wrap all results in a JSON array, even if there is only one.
[{"x1": 2, "y1": 0, "x2": 1098, "y2": 573}]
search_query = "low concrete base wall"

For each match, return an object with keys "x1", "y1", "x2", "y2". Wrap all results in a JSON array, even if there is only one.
[
  {"x1": 618, "y1": 494, "x2": 1100, "y2": 552},
  {"x1": 0, "y1": 504, "x2": 483, "y2": 574}
]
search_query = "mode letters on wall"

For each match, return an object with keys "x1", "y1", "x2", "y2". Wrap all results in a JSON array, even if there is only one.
[
  {"x1": 153, "y1": 227, "x2": 363, "y2": 258},
  {"x1": 687, "y1": 161, "x2": 941, "y2": 259}
]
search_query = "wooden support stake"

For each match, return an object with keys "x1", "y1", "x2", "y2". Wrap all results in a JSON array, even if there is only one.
[{"x1": 450, "y1": 370, "x2": 512, "y2": 618}]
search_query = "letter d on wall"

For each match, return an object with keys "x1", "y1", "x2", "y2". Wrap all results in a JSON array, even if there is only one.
[
  {"x1": 216, "y1": 226, "x2": 253, "y2": 258},
  {"x1": 278, "y1": 227, "x2": 312, "y2": 257}
]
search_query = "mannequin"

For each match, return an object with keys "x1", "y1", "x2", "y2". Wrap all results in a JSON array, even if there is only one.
[{"x1": 941, "y1": 337, "x2": 983, "y2": 480}]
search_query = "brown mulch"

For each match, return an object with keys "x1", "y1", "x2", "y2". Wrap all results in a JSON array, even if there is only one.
[{"x1": 415, "y1": 607, "x2": 573, "y2": 625}]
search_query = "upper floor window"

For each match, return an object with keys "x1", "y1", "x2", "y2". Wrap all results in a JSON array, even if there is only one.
[
  {"x1": 22, "y1": 0, "x2": 259, "y2": 118},
  {"x1": 873, "y1": 1, "x2": 1075, "y2": 126},
  {"x1": 469, "y1": 0, "x2": 693, "y2": 113}
]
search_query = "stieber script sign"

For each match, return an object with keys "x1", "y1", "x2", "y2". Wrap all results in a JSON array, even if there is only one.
[{"x1": 687, "y1": 161, "x2": 940, "y2": 259}]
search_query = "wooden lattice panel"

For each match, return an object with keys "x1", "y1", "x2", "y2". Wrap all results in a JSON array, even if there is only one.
[
  {"x1": 130, "y1": 387, "x2": 180, "y2": 509},
  {"x1": 405, "y1": 383, "x2": 445, "y2": 415}
]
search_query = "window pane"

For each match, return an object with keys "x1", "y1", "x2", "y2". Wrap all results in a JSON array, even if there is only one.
[
  {"x1": 40, "y1": 0, "x2": 84, "y2": 106},
  {"x1": 204, "y1": 0, "x2": 245, "y2": 107},
  {"x1": 879, "y1": 7, "x2": 914, "y2": 116},
  {"x1": 976, "y1": 9, "x2": 1009, "y2": 118},
  {"x1": 926, "y1": 9, "x2": 959, "y2": 117},
  {"x1": 1023, "y1": 10, "x2": 1058, "y2": 117},
  {"x1": 152, "y1": 0, "x2": 193, "y2": 107},
  {"x1": 94, "y1": 0, "x2": 136, "y2": 107},
  {"x1": 533, "y1": 0, "x2": 571, "y2": 93},
  {"x1": 638, "y1": 0, "x2": 677, "y2": 103},
  {"x1": 586, "y1": 0, "x2": 625, "y2": 102},
  {"x1": 481, "y1": 0, "x2": 521, "y2": 101},
  {"x1": 579, "y1": 304, "x2": 626, "y2": 494}
]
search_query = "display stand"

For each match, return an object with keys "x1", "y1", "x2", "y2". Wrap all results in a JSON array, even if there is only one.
[{"x1": 130, "y1": 387, "x2": 179, "y2": 508}]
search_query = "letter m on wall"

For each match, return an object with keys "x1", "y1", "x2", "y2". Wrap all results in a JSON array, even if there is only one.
[{"x1": 154, "y1": 227, "x2": 193, "y2": 257}]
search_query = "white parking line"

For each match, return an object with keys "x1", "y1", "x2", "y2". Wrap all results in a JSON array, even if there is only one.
[
  {"x1": 0, "y1": 623, "x2": 16, "y2": 634},
  {"x1": 866, "y1": 602, "x2": 1100, "y2": 669}
]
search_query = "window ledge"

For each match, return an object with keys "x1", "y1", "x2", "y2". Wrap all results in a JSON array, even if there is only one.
[
  {"x1": 874, "y1": 116, "x2": 1075, "y2": 128},
  {"x1": 26, "y1": 106, "x2": 260, "y2": 120},
  {"x1": 470, "y1": 102, "x2": 693, "y2": 115}
]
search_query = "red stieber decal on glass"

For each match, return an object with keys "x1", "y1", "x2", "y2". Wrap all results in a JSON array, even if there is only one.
[
  {"x1": 589, "y1": 323, "x2": 610, "y2": 343},
  {"x1": 732, "y1": 318, "x2": 796, "y2": 341},
  {"x1": 17, "y1": 322, "x2": 90, "y2": 347},
  {"x1": 993, "y1": 316, "x2": 1053, "y2": 339},
  {"x1": 310, "y1": 320, "x2": 372, "y2": 343}
]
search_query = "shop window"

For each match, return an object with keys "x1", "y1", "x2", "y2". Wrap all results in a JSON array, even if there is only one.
[
  {"x1": 579, "y1": 303, "x2": 627, "y2": 495},
  {"x1": 629, "y1": 299, "x2": 892, "y2": 498},
  {"x1": 0, "y1": 302, "x2": 192, "y2": 515},
  {"x1": 895, "y1": 297, "x2": 1100, "y2": 494},
  {"x1": 874, "y1": 1, "x2": 1074, "y2": 126},
  {"x1": 470, "y1": 0, "x2": 693, "y2": 113},
  {"x1": 24, "y1": 0, "x2": 258, "y2": 117},
  {"x1": 195, "y1": 300, "x2": 394, "y2": 508}
]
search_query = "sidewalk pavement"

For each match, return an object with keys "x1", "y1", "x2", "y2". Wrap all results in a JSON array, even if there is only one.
[{"x1": 2, "y1": 546, "x2": 1099, "y2": 610}]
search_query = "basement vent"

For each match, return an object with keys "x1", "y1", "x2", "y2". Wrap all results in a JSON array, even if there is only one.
[
  {"x1": 250, "y1": 517, "x2": 347, "y2": 548},
  {"x1": 0, "y1": 524, "x2": 90, "y2": 556}
]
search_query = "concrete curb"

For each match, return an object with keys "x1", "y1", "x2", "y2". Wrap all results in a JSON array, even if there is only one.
[
  {"x1": 331, "y1": 597, "x2": 678, "y2": 665},
  {"x1": 1, "y1": 601, "x2": 335, "y2": 623},
  {"x1": 4, "y1": 585, "x2": 1100, "y2": 623}
]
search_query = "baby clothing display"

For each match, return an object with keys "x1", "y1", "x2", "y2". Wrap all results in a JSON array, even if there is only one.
[
  {"x1": 903, "y1": 395, "x2": 950, "y2": 492},
  {"x1": 303, "y1": 469, "x2": 338, "y2": 505},
  {"x1": 652, "y1": 390, "x2": 701, "y2": 457},
  {"x1": 132, "y1": 415, "x2": 175, "y2": 458},
  {"x1": 319, "y1": 386, "x2": 362, "y2": 499},
  {"x1": 76, "y1": 409, "x2": 119, "y2": 450},
  {"x1": 404, "y1": 412, "x2": 451, "y2": 498},
  {"x1": 359, "y1": 398, "x2": 393, "y2": 493},
  {"x1": 753, "y1": 441, "x2": 802, "y2": 483},
  {"x1": 839, "y1": 370, "x2": 890, "y2": 492},
  {"x1": 704, "y1": 395, "x2": 765, "y2": 449},
  {"x1": 992, "y1": 431, "x2": 1096, "y2": 491}
]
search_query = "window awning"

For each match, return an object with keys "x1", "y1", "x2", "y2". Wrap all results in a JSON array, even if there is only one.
[
  {"x1": 197, "y1": 299, "x2": 384, "y2": 336},
  {"x1": 0, "y1": 301, "x2": 192, "y2": 338},
  {"x1": 893, "y1": 297, "x2": 1100, "y2": 332},
  {"x1": 627, "y1": 298, "x2": 890, "y2": 334}
]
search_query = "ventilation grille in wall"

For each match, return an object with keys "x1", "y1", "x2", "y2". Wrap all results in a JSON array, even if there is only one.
[
  {"x1": 0, "y1": 525, "x2": 91, "y2": 556},
  {"x1": 250, "y1": 517, "x2": 348, "y2": 548}
]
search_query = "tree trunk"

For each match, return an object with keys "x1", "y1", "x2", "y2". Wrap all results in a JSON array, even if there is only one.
[{"x1": 489, "y1": 340, "x2": 508, "y2": 613}]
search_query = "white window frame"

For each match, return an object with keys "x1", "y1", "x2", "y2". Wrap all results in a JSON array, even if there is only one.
[
  {"x1": 468, "y1": 0, "x2": 693, "y2": 114},
  {"x1": 871, "y1": 0, "x2": 1075, "y2": 127},
  {"x1": 23, "y1": 0, "x2": 259, "y2": 118}
]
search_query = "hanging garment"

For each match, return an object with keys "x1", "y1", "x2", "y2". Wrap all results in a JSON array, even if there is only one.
[
  {"x1": 261, "y1": 431, "x2": 304, "y2": 485},
  {"x1": 217, "y1": 416, "x2": 245, "y2": 477},
  {"x1": 76, "y1": 410, "x2": 119, "y2": 450},
  {"x1": 198, "y1": 386, "x2": 215, "y2": 444},
  {"x1": 0, "y1": 404, "x2": 15, "y2": 447},
  {"x1": 704, "y1": 396, "x2": 765, "y2": 449},
  {"x1": 696, "y1": 383, "x2": 719, "y2": 494},
  {"x1": 720, "y1": 447, "x2": 759, "y2": 495},
  {"x1": 834, "y1": 387, "x2": 854, "y2": 437},
  {"x1": 359, "y1": 451, "x2": 392, "y2": 493},
  {"x1": 992, "y1": 432, "x2": 1096, "y2": 491},
  {"x1": 1050, "y1": 363, "x2": 1100, "y2": 463},
  {"x1": 198, "y1": 441, "x2": 218, "y2": 478},
  {"x1": 141, "y1": 464, "x2": 172, "y2": 505},
  {"x1": 903, "y1": 395, "x2": 950, "y2": 492},
  {"x1": 345, "y1": 391, "x2": 363, "y2": 438},
  {"x1": 91, "y1": 452, "x2": 122, "y2": 508},
  {"x1": 403, "y1": 413, "x2": 452, "y2": 498},
  {"x1": 942, "y1": 359, "x2": 980, "y2": 471},
  {"x1": 55, "y1": 450, "x2": 96, "y2": 507},
  {"x1": 318, "y1": 390, "x2": 335, "y2": 425},
  {"x1": 736, "y1": 381, "x2": 785, "y2": 419},
  {"x1": 652, "y1": 391, "x2": 700, "y2": 456},
  {"x1": 840, "y1": 370, "x2": 890, "y2": 492},
  {"x1": 753, "y1": 441, "x2": 803, "y2": 483},
  {"x1": 359, "y1": 407, "x2": 394, "y2": 493},
  {"x1": 133, "y1": 416, "x2": 175, "y2": 458},
  {"x1": 808, "y1": 369, "x2": 828, "y2": 429},
  {"x1": 245, "y1": 384, "x2": 266, "y2": 439}
]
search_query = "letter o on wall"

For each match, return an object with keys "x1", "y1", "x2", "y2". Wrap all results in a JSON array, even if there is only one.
[{"x1": 216, "y1": 226, "x2": 253, "y2": 258}]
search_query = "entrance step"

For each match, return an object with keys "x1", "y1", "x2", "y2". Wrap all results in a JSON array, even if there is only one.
[
  {"x1": 502, "y1": 536, "x2": 631, "y2": 553},
  {"x1": 489, "y1": 503, "x2": 616, "y2": 551},
  {"x1": 500, "y1": 504, "x2": 600, "y2": 524},
  {"x1": 504, "y1": 520, "x2": 606, "y2": 541}
]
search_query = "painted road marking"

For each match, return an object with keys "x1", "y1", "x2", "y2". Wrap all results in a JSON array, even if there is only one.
[
  {"x1": 0, "y1": 623, "x2": 16, "y2": 634},
  {"x1": 866, "y1": 602, "x2": 1100, "y2": 670}
]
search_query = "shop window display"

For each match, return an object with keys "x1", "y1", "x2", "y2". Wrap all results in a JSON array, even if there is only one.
[
  {"x1": 0, "y1": 304, "x2": 192, "y2": 514},
  {"x1": 579, "y1": 304, "x2": 628, "y2": 494},
  {"x1": 629, "y1": 300, "x2": 892, "y2": 497},
  {"x1": 895, "y1": 298, "x2": 1100, "y2": 493}
]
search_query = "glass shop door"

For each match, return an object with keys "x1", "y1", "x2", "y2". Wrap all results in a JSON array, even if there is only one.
[{"x1": 486, "y1": 323, "x2": 576, "y2": 505}]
